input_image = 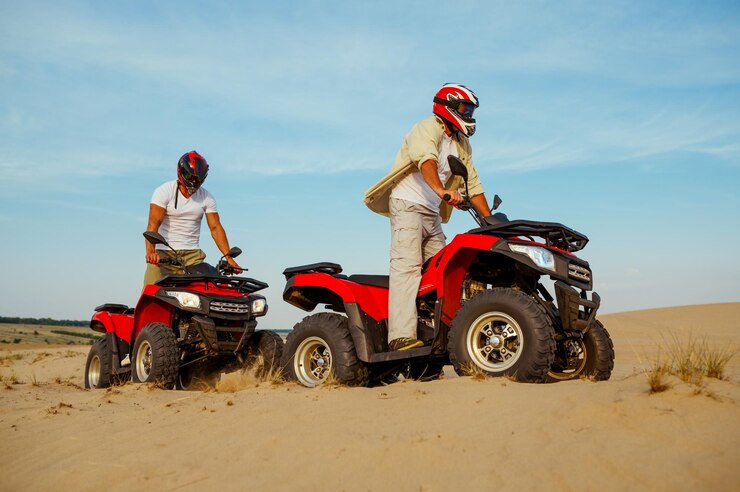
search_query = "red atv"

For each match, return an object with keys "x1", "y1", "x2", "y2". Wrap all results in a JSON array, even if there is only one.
[
  {"x1": 280, "y1": 156, "x2": 613, "y2": 387},
  {"x1": 85, "y1": 232, "x2": 283, "y2": 390}
]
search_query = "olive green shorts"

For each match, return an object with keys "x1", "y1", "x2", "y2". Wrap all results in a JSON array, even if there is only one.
[{"x1": 143, "y1": 249, "x2": 206, "y2": 286}]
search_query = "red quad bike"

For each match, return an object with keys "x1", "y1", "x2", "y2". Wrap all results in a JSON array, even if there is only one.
[
  {"x1": 84, "y1": 231, "x2": 283, "y2": 390},
  {"x1": 280, "y1": 156, "x2": 614, "y2": 387}
]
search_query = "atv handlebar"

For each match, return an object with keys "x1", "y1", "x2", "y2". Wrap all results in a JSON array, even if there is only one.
[{"x1": 444, "y1": 193, "x2": 477, "y2": 220}]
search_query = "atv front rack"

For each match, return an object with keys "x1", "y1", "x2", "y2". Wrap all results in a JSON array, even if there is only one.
[
  {"x1": 472, "y1": 219, "x2": 589, "y2": 252},
  {"x1": 156, "y1": 274, "x2": 268, "y2": 293}
]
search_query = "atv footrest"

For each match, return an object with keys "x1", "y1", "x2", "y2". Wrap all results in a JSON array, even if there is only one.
[{"x1": 368, "y1": 346, "x2": 432, "y2": 363}]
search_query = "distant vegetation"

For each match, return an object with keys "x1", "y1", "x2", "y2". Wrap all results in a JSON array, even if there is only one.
[
  {"x1": 51, "y1": 330, "x2": 98, "y2": 340},
  {"x1": 0, "y1": 317, "x2": 87, "y2": 327}
]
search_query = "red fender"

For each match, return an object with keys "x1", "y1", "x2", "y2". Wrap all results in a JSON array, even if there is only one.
[
  {"x1": 131, "y1": 284, "x2": 176, "y2": 341},
  {"x1": 422, "y1": 234, "x2": 500, "y2": 326},
  {"x1": 290, "y1": 273, "x2": 390, "y2": 321}
]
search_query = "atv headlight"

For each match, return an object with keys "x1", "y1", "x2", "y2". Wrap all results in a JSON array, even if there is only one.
[
  {"x1": 509, "y1": 244, "x2": 556, "y2": 272},
  {"x1": 251, "y1": 298, "x2": 267, "y2": 315},
  {"x1": 166, "y1": 291, "x2": 202, "y2": 310}
]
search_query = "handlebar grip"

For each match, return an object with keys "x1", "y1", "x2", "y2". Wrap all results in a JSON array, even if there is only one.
[
  {"x1": 158, "y1": 258, "x2": 172, "y2": 265},
  {"x1": 443, "y1": 193, "x2": 451, "y2": 202}
]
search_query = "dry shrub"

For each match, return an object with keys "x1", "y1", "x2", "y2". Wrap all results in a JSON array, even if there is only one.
[
  {"x1": 0, "y1": 373, "x2": 22, "y2": 385},
  {"x1": 0, "y1": 353, "x2": 25, "y2": 366},
  {"x1": 462, "y1": 363, "x2": 487, "y2": 381},
  {"x1": 263, "y1": 367, "x2": 286, "y2": 386},
  {"x1": 665, "y1": 334, "x2": 705, "y2": 384},
  {"x1": 318, "y1": 370, "x2": 342, "y2": 389},
  {"x1": 704, "y1": 345, "x2": 735, "y2": 380},
  {"x1": 647, "y1": 335, "x2": 736, "y2": 393},
  {"x1": 32, "y1": 352, "x2": 53, "y2": 364},
  {"x1": 647, "y1": 358, "x2": 671, "y2": 394}
]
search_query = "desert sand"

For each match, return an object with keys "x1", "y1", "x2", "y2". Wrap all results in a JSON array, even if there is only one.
[{"x1": 1, "y1": 303, "x2": 739, "y2": 491}]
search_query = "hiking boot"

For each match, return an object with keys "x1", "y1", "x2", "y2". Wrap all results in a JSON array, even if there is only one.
[{"x1": 389, "y1": 337, "x2": 424, "y2": 351}]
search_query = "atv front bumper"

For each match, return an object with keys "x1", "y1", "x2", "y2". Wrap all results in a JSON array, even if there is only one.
[
  {"x1": 190, "y1": 315, "x2": 257, "y2": 354},
  {"x1": 554, "y1": 281, "x2": 600, "y2": 332}
]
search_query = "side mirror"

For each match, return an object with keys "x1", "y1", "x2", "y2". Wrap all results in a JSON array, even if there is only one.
[
  {"x1": 143, "y1": 231, "x2": 168, "y2": 247},
  {"x1": 447, "y1": 155, "x2": 468, "y2": 180},
  {"x1": 492, "y1": 194, "x2": 502, "y2": 211},
  {"x1": 227, "y1": 246, "x2": 242, "y2": 259}
]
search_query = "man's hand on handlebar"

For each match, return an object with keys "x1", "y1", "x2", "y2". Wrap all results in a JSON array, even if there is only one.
[
  {"x1": 146, "y1": 252, "x2": 161, "y2": 265},
  {"x1": 226, "y1": 256, "x2": 243, "y2": 275},
  {"x1": 441, "y1": 190, "x2": 464, "y2": 208}
]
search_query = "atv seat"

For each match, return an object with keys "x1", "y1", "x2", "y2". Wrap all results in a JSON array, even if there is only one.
[
  {"x1": 94, "y1": 303, "x2": 134, "y2": 315},
  {"x1": 348, "y1": 275, "x2": 389, "y2": 289},
  {"x1": 283, "y1": 262, "x2": 343, "y2": 280}
]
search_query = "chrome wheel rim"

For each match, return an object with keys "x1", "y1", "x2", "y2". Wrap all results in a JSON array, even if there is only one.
[
  {"x1": 88, "y1": 354, "x2": 101, "y2": 387},
  {"x1": 466, "y1": 311, "x2": 524, "y2": 372},
  {"x1": 294, "y1": 336, "x2": 332, "y2": 387},
  {"x1": 548, "y1": 339, "x2": 587, "y2": 380},
  {"x1": 135, "y1": 340, "x2": 153, "y2": 381}
]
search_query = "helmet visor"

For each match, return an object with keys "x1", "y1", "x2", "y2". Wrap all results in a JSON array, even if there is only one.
[
  {"x1": 457, "y1": 102, "x2": 476, "y2": 119},
  {"x1": 182, "y1": 174, "x2": 205, "y2": 190}
]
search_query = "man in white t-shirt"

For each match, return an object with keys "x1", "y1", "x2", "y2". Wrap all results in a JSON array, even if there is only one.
[
  {"x1": 364, "y1": 84, "x2": 491, "y2": 351},
  {"x1": 143, "y1": 151, "x2": 242, "y2": 285}
]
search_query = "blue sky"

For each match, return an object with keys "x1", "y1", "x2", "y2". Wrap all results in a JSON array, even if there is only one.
[{"x1": 1, "y1": 1, "x2": 739, "y2": 330}]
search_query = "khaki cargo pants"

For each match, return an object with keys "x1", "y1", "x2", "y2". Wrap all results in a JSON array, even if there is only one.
[
  {"x1": 143, "y1": 249, "x2": 206, "y2": 287},
  {"x1": 388, "y1": 198, "x2": 445, "y2": 342}
]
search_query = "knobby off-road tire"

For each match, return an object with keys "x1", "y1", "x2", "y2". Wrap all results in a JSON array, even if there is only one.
[
  {"x1": 281, "y1": 313, "x2": 369, "y2": 388},
  {"x1": 448, "y1": 288, "x2": 556, "y2": 383},
  {"x1": 176, "y1": 364, "x2": 222, "y2": 391},
  {"x1": 132, "y1": 322, "x2": 178, "y2": 388},
  {"x1": 243, "y1": 330, "x2": 285, "y2": 379},
  {"x1": 547, "y1": 320, "x2": 614, "y2": 382},
  {"x1": 85, "y1": 337, "x2": 113, "y2": 389}
]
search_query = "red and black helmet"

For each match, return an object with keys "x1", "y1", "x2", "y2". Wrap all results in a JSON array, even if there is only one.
[
  {"x1": 432, "y1": 83, "x2": 479, "y2": 137},
  {"x1": 177, "y1": 151, "x2": 209, "y2": 194}
]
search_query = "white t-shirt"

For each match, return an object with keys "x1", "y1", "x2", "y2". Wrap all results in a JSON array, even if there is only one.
[
  {"x1": 390, "y1": 133, "x2": 458, "y2": 212},
  {"x1": 150, "y1": 180, "x2": 217, "y2": 250}
]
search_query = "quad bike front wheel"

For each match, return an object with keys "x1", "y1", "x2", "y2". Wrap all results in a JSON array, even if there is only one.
[
  {"x1": 132, "y1": 322, "x2": 178, "y2": 388},
  {"x1": 546, "y1": 320, "x2": 614, "y2": 382},
  {"x1": 281, "y1": 313, "x2": 369, "y2": 388},
  {"x1": 85, "y1": 337, "x2": 113, "y2": 389},
  {"x1": 448, "y1": 288, "x2": 556, "y2": 383},
  {"x1": 243, "y1": 330, "x2": 285, "y2": 379}
]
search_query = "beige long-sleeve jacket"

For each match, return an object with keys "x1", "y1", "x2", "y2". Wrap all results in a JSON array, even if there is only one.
[{"x1": 363, "y1": 115, "x2": 484, "y2": 223}]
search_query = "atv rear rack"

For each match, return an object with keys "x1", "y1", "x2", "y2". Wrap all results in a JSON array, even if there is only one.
[{"x1": 472, "y1": 219, "x2": 589, "y2": 252}]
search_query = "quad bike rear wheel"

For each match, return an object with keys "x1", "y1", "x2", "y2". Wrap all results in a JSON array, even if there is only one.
[
  {"x1": 282, "y1": 313, "x2": 369, "y2": 388},
  {"x1": 546, "y1": 320, "x2": 614, "y2": 382},
  {"x1": 448, "y1": 288, "x2": 555, "y2": 383},
  {"x1": 132, "y1": 322, "x2": 178, "y2": 388},
  {"x1": 243, "y1": 330, "x2": 285, "y2": 379},
  {"x1": 85, "y1": 337, "x2": 113, "y2": 389}
]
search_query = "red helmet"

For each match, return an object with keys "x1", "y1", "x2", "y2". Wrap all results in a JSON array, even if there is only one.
[
  {"x1": 177, "y1": 151, "x2": 209, "y2": 194},
  {"x1": 432, "y1": 83, "x2": 479, "y2": 137}
]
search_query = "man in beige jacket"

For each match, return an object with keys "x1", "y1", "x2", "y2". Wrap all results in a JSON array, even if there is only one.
[{"x1": 364, "y1": 83, "x2": 491, "y2": 351}]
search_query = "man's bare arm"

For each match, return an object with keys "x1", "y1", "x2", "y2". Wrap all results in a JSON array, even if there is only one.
[
  {"x1": 206, "y1": 212, "x2": 243, "y2": 272},
  {"x1": 470, "y1": 193, "x2": 492, "y2": 217},
  {"x1": 145, "y1": 204, "x2": 166, "y2": 264},
  {"x1": 419, "y1": 159, "x2": 463, "y2": 206}
]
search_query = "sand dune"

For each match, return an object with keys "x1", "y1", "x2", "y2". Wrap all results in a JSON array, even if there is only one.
[{"x1": 1, "y1": 303, "x2": 739, "y2": 491}]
